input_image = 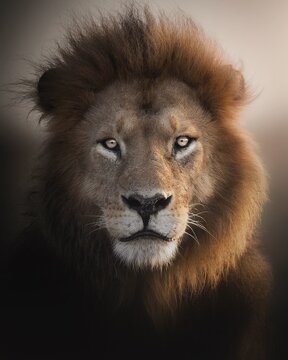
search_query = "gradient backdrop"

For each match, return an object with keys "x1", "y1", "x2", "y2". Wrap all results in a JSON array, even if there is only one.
[{"x1": 0, "y1": 0, "x2": 287, "y2": 357}]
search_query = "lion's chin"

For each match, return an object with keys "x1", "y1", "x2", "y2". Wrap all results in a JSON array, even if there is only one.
[{"x1": 112, "y1": 237, "x2": 179, "y2": 269}]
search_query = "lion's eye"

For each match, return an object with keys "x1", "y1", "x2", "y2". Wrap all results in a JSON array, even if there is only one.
[
  {"x1": 101, "y1": 138, "x2": 119, "y2": 151},
  {"x1": 175, "y1": 136, "x2": 191, "y2": 148},
  {"x1": 173, "y1": 136, "x2": 197, "y2": 160},
  {"x1": 174, "y1": 136, "x2": 196, "y2": 150},
  {"x1": 95, "y1": 138, "x2": 121, "y2": 161}
]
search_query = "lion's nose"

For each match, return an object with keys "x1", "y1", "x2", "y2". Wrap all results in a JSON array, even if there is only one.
[{"x1": 121, "y1": 193, "x2": 172, "y2": 227}]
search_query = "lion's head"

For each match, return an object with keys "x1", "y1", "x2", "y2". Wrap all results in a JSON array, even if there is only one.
[
  {"x1": 78, "y1": 78, "x2": 214, "y2": 269},
  {"x1": 26, "y1": 7, "x2": 266, "y2": 317}
]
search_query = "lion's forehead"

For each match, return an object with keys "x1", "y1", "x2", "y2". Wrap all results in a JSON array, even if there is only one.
[{"x1": 86, "y1": 78, "x2": 207, "y2": 139}]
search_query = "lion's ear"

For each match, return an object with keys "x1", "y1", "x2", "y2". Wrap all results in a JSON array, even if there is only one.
[
  {"x1": 37, "y1": 68, "x2": 61, "y2": 113},
  {"x1": 222, "y1": 65, "x2": 247, "y2": 102},
  {"x1": 213, "y1": 65, "x2": 248, "y2": 120},
  {"x1": 199, "y1": 65, "x2": 248, "y2": 120},
  {"x1": 230, "y1": 68, "x2": 246, "y2": 102}
]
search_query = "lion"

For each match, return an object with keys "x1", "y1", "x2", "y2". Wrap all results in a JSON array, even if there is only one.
[{"x1": 1, "y1": 6, "x2": 271, "y2": 360}]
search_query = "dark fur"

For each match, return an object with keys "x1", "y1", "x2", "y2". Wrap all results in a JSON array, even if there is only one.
[{"x1": 1, "y1": 6, "x2": 271, "y2": 360}]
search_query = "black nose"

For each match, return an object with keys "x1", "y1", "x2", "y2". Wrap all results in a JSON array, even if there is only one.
[{"x1": 122, "y1": 193, "x2": 172, "y2": 227}]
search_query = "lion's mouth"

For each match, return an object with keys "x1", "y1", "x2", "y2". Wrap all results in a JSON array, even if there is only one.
[{"x1": 120, "y1": 230, "x2": 171, "y2": 242}]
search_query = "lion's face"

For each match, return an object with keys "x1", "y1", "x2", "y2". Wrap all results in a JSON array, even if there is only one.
[{"x1": 73, "y1": 78, "x2": 216, "y2": 269}]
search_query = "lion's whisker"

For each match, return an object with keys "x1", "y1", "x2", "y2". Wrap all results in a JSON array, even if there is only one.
[
  {"x1": 191, "y1": 213, "x2": 205, "y2": 220},
  {"x1": 187, "y1": 220, "x2": 216, "y2": 240},
  {"x1": 189, "y1": 202, "x2": 206, "y2": 210},
  {"x1": 88, "y1": 225, "x2": 106, "y2": 236},
  {"x1": 185, "y1": 223, "x2": 200, "y2": 245},
  {"x1": 85, "y1": 220, "x2": 106, "y2": 227},
  {"x1": 184, "y1": 230, "x2": 200, "y2": 246}
]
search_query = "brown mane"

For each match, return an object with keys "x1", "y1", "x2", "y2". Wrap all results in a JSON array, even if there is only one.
[
  {"x1": 24, "y1": 6, "x2": 268, "y2": 325},
  {"x1": 30, "y1": 6, "x2": 248, "y2": 124}
]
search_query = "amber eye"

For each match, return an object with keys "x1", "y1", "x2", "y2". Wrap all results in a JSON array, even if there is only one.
[
  {"x1": 95, "y1": 138, "x2": 121, "y2": 161},
  {"x1": 175, "y1": 136, "x2": 190, "y2": 148},
  {"x1": 174, "y1": 136, "x2": 196, "y2": 151},
  {"x1": 173, "y1": 136, "x2": 198, "y2": 160},
  {"x1": 101, "y1": 138, "x2": 119, "y2": 151}
]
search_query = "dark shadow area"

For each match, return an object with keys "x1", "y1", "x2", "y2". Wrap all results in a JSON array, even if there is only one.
[{"x1": 258, "y1": 119, "x2": 288, "y2": 359}]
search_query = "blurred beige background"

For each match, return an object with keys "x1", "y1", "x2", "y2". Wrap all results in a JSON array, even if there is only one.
[{"x1": 0, "y1": 0, "x2": 287, "y2": 356}]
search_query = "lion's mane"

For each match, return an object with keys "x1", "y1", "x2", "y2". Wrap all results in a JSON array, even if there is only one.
[{"x1": 23, "y1": 6, "x2": 270, "y2": 325}]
